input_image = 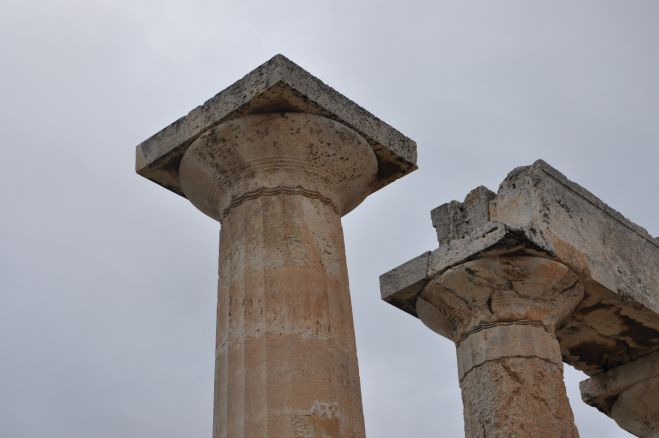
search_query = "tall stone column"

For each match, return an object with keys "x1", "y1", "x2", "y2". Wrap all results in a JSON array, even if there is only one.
[
  {"x1": 136, "y1": 55, "x2": 417, "y2": 438},
  {"x1": 180, "y1": 113, "x2": 375, "y2": 437},
  {"x1": 416, "y1": 256, "x2": 583, "y2": 437}
]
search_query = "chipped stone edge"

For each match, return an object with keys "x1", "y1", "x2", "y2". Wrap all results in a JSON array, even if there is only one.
[
  {"x1": 379, "y1": 221, "x2": 555, "y2": 318},
  {"x1": 513, "y1": 160, "x2": 658, "y2": 248},
  {"x1": 579, "y1": 350, "x2": 659, "y2": 415},
  {"x1": 135, "y1": 54, "x2": 418, "y2": 195}
]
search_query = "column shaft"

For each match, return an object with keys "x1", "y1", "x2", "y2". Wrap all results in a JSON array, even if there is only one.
[
  {"x1": 214, "y1": 191, "x2": 364, "y2": 438},
  {"x1": 458, "y1": 326, "x2": 578, "y2": 437},
  {"x1": 179, "y1": 112, "x2": 378, "y2": 438}
]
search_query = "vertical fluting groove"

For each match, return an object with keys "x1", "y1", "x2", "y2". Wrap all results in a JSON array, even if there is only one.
[
  {"x1": 214, "y1": 192, "x2": 365, "y2": 437},
  {"x1": 239, "y1": 206, "x2": 246, "y2": 438},
  {"x1": 178, "y1": 112, "x2": 375, "y2": 438},
  {"x1": 217, "y1": 228, "x2": 229, "y2": 438},
  {"x1": 259, "y1": 200, "x2": 269, "y2": 438}
]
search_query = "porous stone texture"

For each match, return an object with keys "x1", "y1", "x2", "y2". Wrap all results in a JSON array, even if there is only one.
[
  {"x1": 380, "y1": 160, "x2": 658, "y2": 437},
  {"x1": 490, "y1": 160, "x2": 659, "y2": 375},
  {"x1": 461, "y1": 357, "x2": 577, "y2": 438},
  {"x1": 181, "y1": 113, "x2": 374, "y2": 438},
  {"x1": 381, "y1": 160, "x2": 659, "y2": 375},
  {"x1": 430, "y1": 185, "x2": 495, "y2": 245},
  {"x1": 417, "y1": 256, "x2": 582, "y2": 437},
  {"x1": 137, "y1": 57, "x2": 418, "y2": 438},
  {"x1": 179, "y1": 113, "x2": 377, "y2": 221},
  {"x1": 379, "y1": 251, "x2": 430, "y2": 317},
  {"x1": 580, "y1": 351, "x2": 659, "y2": 437},
  {"x1": 215, "y1": 191, "x2": 364, "y2": 437},
  {"x1": 136, "y1": 54, "x2": 417, "y2": 197}
]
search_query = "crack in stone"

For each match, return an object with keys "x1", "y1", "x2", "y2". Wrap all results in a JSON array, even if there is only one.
[
  {"x1": 459, "y1": 354, "x2": 561, "y2": 383},
  {"x1": 440, "y1": 283, "x2": 473, "y2": 309},
  {"x1": 223, "y1": 185, "x2": 339, "y2": 218},
  {"x1": 459, "y1": 320, "x2": 552, "y2": 343},
  {"x1": 500, "y1": 360, "x2": 524, "y2": 386}
]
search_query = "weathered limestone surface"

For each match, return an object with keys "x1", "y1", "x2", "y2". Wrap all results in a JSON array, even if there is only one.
[
  {"x1": 461, "y1": 357, "x2": 576, "y2": 437},
  {"x1": 581, "y1": 351, "x2": 659, "y2": 437},
  {"x1": 188, "y1": 113, "x2": 374, "y2": 437},
  {"x1": 417, "y1": 256, "x2": 582, "y2": 437},
  {"x1": 136, "y1": 54, "x2": 417, "y2": 197},
  {"x1": 137, "y1": 57, "x2": 417, "y2": 438},
  {"x1": 382, "y1": 160, "x2": 659, "y2": 374},
  {"x1": 490, "y1": 161, "x2": 659, "y2": 374},
  {"x1": 380, "y1": 160, "x2": 658, "y2": 437}
]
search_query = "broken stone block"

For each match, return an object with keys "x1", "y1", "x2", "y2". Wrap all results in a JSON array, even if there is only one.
[
  {"x1": 580, "y1": 351, "x2": 659, "y2": 437},
  {"x1": 430, "y1": 185, "x2": 495, "y2": 245}
]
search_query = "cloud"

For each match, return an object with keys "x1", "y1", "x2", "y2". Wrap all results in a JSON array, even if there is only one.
[{"x1": 1, "y1": 1, "x2": 656, "y2": 436}]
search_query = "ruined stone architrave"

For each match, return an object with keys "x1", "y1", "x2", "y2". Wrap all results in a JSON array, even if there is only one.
[
  {"x1": 380, "y1": 160, "x2": 659, "y2": 437},
  {"x1": 136, "y1": 55, "x2": 417, "y2": 438}
]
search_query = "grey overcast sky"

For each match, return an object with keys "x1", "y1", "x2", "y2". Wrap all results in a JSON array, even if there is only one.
[{"x1": 1, "y1": 0, "x2": 657, "y2": 437}]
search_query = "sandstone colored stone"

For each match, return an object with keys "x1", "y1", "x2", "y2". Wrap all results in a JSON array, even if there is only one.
[
  {"x1": 193, "y1": 113, "x2": 373, "y2": 437},
  {"x1": 381, "y1": 160, "x2": 659, "y2": 375},
  {"x1": 380, "y1": 160, "x2": 658, "y2": 437},
  {"x1": 416, "y1": 256, "x2": 582, "y2": 437},
  {"x1": 580, "y1": 351, "x2": 659, "y2": 437},
  {"x1": 136, "y1": 54, "x2": 417, "y2": 198},
  {"x1": 430, "y1": 185, "x2": 495, "y2": 245},
  {"x1": 461, "y1": 357, "x2": 578, "y2": 438},
  {"x1": 379, "y1": 251, "x2": 430, "y2": 317},
  {"x1": 137, "y1": 58, "x2": 418, "y2": 438}
]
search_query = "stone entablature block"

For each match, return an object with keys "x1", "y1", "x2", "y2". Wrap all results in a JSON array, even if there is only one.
[{"x1": 380, "y1": 159, "x2": 659, "y2": 374}]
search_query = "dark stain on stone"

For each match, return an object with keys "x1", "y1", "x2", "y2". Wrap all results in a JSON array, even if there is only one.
[
  {"x1": 377, "y1": 155, "x2": 409, "y2": 185},
  {"x1": 486, "y1": 295, "x2": 494, "y2": 314},
  {"x1": 618, "y1": 313, "x2": 659, "y2": 348},
  {"x1": 568, "y1": 342, "x2": 610, "y2": 368},
  {"x1": 578, "y1": 301, "x2": 610, "y2": 314},
  {"x1": 600, "y1": 394, "x2": 619, "y2": 415},
  {"x1": 464, "y1": 267, "x2": 477, "y2": 277},
  {"x1": 556, "y1": 198, "x2": 572, "y2": 215}
]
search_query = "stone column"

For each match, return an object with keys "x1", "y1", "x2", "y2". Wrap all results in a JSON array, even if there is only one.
[
  {"x1": 416, "y1": 256, "x2": 583, "y2": 437},
  {"x1": 179, "y1": 113, "x2": 376, "y2": 437},
  {"x1": 136, "y1": 55, "x2": 417, "y2": 438}
]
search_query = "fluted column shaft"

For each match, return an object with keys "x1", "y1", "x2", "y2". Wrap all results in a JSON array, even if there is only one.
[
  {"x1": 215, "y1": 190, "x2": 363, "y2": 437},
  {"x1": 416, "y1": 256, "x2": 584, "y2": 438},
  {"x1": 179, "y1": 112, "x2": 376, "y2": 438}
]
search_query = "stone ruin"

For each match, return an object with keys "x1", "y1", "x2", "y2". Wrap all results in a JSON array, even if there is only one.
[
  {"x1": 136, "y1": 55, "x2": 659, "y2": 437},
  {"x1": 381, "y1": 160, "x2": 659, "y2": 437}
]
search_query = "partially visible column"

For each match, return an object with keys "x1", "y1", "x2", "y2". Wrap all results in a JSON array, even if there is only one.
[
  {"x1": 580, "y1": 351, "x2": 659, "y2": 438},
  {"x1": 379, "y1": 160, "x2": 659, "y2": 438},
  {"x1": 416, "y1": 256, "x2": 583, "y2": 437}
]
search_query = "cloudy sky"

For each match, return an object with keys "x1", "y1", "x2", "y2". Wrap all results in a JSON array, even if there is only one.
[{"x1": 1, "y1": 0, "x2": 657, "y2": 437}]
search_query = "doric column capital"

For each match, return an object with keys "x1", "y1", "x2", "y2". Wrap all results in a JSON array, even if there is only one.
[
  {"x1": 135, "y1": 54, "x2": 417, "y2": 221},
  {"x1": 416, "y1": 256, "x2": 584, "y2": 343},
  {"x1": 178, "y1": 112, "x2": 378, "y2": 221}
]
